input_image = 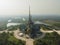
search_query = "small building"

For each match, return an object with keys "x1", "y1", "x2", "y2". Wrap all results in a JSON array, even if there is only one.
[{"x1": 18, "y1": 33, "x2": 24, "y2": 37}]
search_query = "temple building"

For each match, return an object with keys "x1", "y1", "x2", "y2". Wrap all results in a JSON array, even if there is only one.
[{"x1": 19, "y1": 4, "x2": 41, "y2": 39}]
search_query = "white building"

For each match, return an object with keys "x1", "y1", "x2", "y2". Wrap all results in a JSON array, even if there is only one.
[{"x1": 7, "y1": 23, "x2": 22, "y2": 27}]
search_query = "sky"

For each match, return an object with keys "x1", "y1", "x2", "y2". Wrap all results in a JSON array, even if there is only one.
[{"x1": 0, "y1": 0, "x2": 60, "y2": 16}]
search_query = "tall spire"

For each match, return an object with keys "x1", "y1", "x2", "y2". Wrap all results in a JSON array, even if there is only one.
[
  {"x1": 28, "y1": 2, "x2": 33, "y2": 25},
  {"x1": 29, "y1": 4, "x2": 31, "y2": 22}
]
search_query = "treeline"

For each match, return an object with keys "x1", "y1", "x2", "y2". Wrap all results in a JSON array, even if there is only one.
[
  {"x1": 53, "y1": 23, "x2": 60, "y2": 28},
  {"x1": 0, "y1": 32, "x2": 25, "y2": 45},
  {"x1": 0, "y1": 24, "x2": 7, "y2": 31}
]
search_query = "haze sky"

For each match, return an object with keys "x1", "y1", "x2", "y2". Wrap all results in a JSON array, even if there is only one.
[{"x1": 0, "y1": 0, "x2": 60, "y2": 16}]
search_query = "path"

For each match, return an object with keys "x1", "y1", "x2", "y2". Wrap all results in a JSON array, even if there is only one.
[
  {"x1": 26, "y1": 39, "x2": 34, "y2": 45},
  {"x1": 0, "y1": 29, "x2": 60, "y2": 45},
  {"x1": 40, "y1": 29, "x2": 60, "y2": 35},
  {"x1": 13, "y1": 29, "x2": 34, "y2": 45},
  {"x1": 0, "y1": 29, "x2": 34, "y2": 45}
]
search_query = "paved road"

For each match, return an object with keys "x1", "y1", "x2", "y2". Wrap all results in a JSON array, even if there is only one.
[
  {"x1": 0, "y1": 29, "x2": 60, "y2": 45},
  {"x1": 40, "y1": 29, "x2": 60, "y2": 35},
  {"x1": 26, "y1": 39, "x2": 34, "y2": 45},
  {"x1": 0, "y1": 29, "x2": 34, "y2": 45},
  {"x1": 13, "y1": 29, "x2": 34, "y2": 45}
]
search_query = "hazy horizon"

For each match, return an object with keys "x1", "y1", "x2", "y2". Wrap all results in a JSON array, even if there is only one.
[{"x1": 0, "y1": 0, "x2": 60, "y2": 16}]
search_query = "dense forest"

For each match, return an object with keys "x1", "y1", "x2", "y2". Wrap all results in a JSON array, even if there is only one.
[{"x1": 0, "y1": 32, "x2": 25, "y2": 45}]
